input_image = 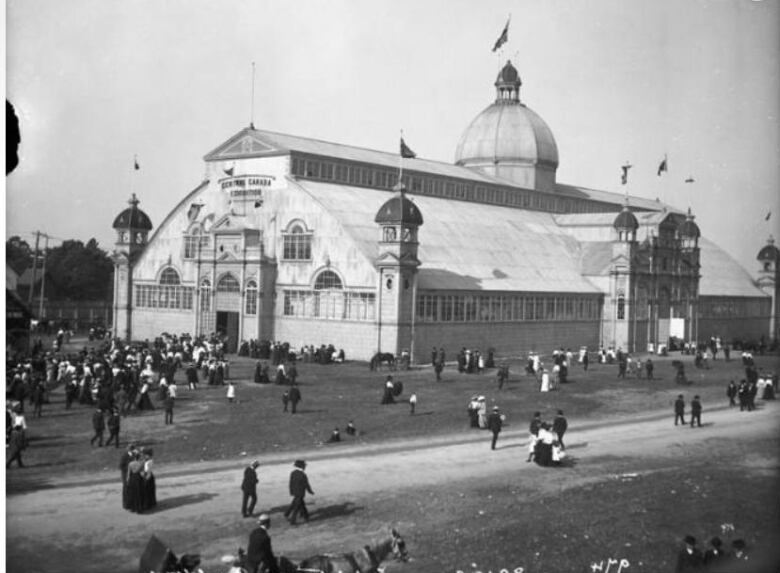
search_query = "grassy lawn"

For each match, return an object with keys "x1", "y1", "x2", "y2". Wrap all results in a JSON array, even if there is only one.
[{"x1": 7, "y1": 343, "x2": 779, "y2": 485}]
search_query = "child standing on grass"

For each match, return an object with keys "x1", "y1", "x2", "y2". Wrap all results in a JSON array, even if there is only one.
[
  {"x1": 227, "y1": 382, "x2": 236, "y2": 403},
  {"x1": 409, "y1": 391, "x2": 417, "y2": 415}
]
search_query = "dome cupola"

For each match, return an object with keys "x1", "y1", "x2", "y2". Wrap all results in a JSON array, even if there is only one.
[
  {"x1": 455, "y1": 60, "x2": 558, "y2": 192},
  {"x1": 677, "y1": 207, "x2": 700, "y2": 250},
  {"x1": 613, "y1": 201, "x2": 638, "y2": 242},
  {"x1": 113, "y1": 193, "x2": 153, "y2": 248},
  {"x1": 757, "y1": 235, "x2": 779, "y2": 262},
  {"x1": 374, "y1": 185, "x2": 424, "y2": 227}
]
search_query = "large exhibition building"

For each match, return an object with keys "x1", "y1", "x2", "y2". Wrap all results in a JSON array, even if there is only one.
[{"x1": 111, "y1": 61, "x2": 771, "y2": 360}]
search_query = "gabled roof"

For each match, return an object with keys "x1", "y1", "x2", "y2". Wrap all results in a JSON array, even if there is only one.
[
  {"x1": 578, "y1": 242, "x2": 615, "y2": 275},
  {"x1": 698, "y1": 238, "x2": 767, "y2": 298},
  {"x1": 294, "y1": 179, "x2": 601, "y2": 294}
]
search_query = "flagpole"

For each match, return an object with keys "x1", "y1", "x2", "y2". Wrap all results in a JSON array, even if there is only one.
[
  {"x1": 250, "y1": 61, "x2": 256, "y2": 129},
  {"x1": 399, "y1": 129, "x2": 404, "y2": 187}
]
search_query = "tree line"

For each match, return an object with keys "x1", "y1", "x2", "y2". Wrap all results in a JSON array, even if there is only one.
[{"x1": 6, "y1": 235, "x2": 114, "y2": 301}]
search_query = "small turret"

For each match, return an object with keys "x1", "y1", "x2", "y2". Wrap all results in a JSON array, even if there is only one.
[
  {"x1": 677, "y1": 207, "x2": 700, "y2": 250},
  {"x1": 613, "y1": 201, "x2": 638, "y2": 242}
]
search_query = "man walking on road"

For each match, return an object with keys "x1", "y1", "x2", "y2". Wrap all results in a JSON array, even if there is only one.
[
  {"x1": 674, "y1": 395, "x2": 686, "y2": 426},
  {"x1": 284, "y1": 459, "x2": 314, "y2": 525},
  {"x1": 487, "y1": 406, "x2": 503, "y2": 450},
  {"x1": 246, "y1": 513, "x2": 280, "y2": 573},
  {"x1": 552, "y1": 410, "x2": 568, "y2": 448},
  {"x1": 690, "y1": 395, "x2": 702, "y2": 428},
  {"x1": 241, "y1": 460, "x2": 260, "y2": 517}
]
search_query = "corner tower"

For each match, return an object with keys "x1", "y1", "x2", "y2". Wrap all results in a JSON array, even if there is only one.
[
  {"x1": 112, "y1": 194, "x2": 153, "y2": 341},
  {"x1": 455, "y1": 60, "x2": 559, "y2": 192},
  {"x1": 756, "y1": 235, "x2": 780, "y2": 340},
  {"x1": 373, "y1": 185, "x2": 423, "y2": 359}
]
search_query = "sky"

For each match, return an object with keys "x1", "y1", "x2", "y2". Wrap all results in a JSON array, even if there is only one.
[{"x1": 4, "y1": 0, "x2": 779, "y2": 272}]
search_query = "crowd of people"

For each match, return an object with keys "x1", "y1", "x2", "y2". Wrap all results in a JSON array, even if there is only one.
[{"x1": 238, "y1": 339, "x2": 345, "y2": 366}]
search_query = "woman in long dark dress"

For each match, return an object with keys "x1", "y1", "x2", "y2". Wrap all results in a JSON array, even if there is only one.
[
  {"x1": 535, "y1": 423, "x2": 554, "y2": 467},
  {"x1": 137, "y1": 379, "x2": 154, "y2": 411},
  {"x1": 142, "y1": 448, "x2": 157, "y2": 511},
  {"x1": 126, "y1": 454, "x2": 145, "y2": 513}
]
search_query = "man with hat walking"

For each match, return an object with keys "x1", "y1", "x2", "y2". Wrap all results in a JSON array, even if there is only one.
[
  {"x1": 246, "y1": 513, "x2": 280, "y2": 573},
  {"x1": 487, "y1": 406, "x2": 503, "y2": 450},
  {"x1": 674, "y1": 395, "x2": 686, "y2": 427},
  {"x1": 241, "y1": 460, "x2": 260, "y2": 518},
  {"x1": 284, "y1": 460, "x2": 314, "y2": 525}
]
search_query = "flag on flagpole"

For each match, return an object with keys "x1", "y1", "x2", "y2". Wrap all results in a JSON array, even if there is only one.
[
  {"x1": 492, "y1": 17, "x2": 510, "y2": 52},
  {"x1": 134, "y1": 156, "x2": 140, "y2": 170},
  {"x1": 620, "y1": 163, "x2": 632, "y2": 185},
  {"x1": 400, "y1": 138, "x2": 416, "y2": 159},
  {"x1": 224, "y1": 166, "x2": 234, "y2": 176},
  {"x1": 657, "y1": 156, "x2": 667, "y2": 176},
  {"x1": 766, "y1": 211, "x2": 772, "y2": 221},
  {"x1": 685, "y1": 177, "x2": 695, "y2": 183}
]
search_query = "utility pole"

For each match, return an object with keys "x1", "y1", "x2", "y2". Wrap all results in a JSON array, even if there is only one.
[
  {"x1": 28, "y1": 231, "x2": 40, "y2": 305},
  {"x1": 38, "y1": 234, "x2": 50, "y2": 319}
]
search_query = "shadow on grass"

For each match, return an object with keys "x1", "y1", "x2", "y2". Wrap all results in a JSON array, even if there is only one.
[
  {"x1": 6, "y1": 474, "x2": 59, "y2": 494},
  {"x1": 146, "y1": 492, "x2": 218, "y2": 513},
  {"x1": 309, "y1": 501, "x2": 363, "y2": 522}
]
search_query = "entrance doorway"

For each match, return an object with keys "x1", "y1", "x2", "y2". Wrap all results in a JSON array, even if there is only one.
[{"x1": 216, "y1": 311, "x2": 239, "y2": 354}]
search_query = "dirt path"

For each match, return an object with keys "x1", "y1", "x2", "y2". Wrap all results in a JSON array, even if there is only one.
[{"x1": 7, "y1": 402, "x2": 779, "y2": 572}]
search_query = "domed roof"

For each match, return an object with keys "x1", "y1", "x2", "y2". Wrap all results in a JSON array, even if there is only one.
[
  {"x1": 613, "y1": 206, "x2": 638, "y2": 231},
  {"x1": 374, "y1": 188, "x2": 423, "y2": 226},
  {"x1": 455, "y1": 103, "x2": 559, "y2": 168},
  {"x1": 112, "y1": 194, "x2": 153, "y2": 230},
  {"x1": 677, "y1": 208, "x2": 700, "y2": 239},
  {"x1": 455, "y1": 62, "x2": 558, "y2": 172},
  {"x1": 757, "y1": 236, "x2": 779, "y2": 261}
]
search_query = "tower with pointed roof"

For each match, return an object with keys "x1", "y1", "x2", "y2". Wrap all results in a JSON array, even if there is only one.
[
  {"x1": 373, "y1": 184, "x2": 423, "y2": 358},
  {"x1": 756, "y1": 235, "x2": 779, "y2": 339},
  {"x1": 112, "y1": 194, "x2": 153, "y2": 340},
  {"x1": 606, "y1": 201, "x2": 639, "y2": 350}
]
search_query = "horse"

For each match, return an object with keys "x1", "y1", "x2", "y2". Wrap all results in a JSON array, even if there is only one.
[
  {"x1": 292, "y1": 527, "x2": 408, "y2": 573},
  {"x1": 369, "y1": 352, "x2": 397, "y2": 371}
]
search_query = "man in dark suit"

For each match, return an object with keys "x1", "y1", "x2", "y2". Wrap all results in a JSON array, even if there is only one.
[
  {"x1": 690, "y1": 395, "x2": 702, "y2": 427},
  {"x1": 674, "y1": 535, "x2": 703, "y2": 573},
  {"x1": 90, "y1": 408, "x2": 105, "y2": 447},
  {"x1": 241, "y1": 460, "x2": 260, "y2": 517},
  {"x1": 284, "y1": 460, "x2": 314, "y2": 525},
  {"x1": 487, "y1": 406, "x2": 503, "y2": 450},
  {"x1": 288, "y1": 383, "x2": 302, "y2": 414},
  {"x1": 552, "y1": 410, "x2": 568, "y2": 448},
  {"x1": 674, "y1": 395, "x2": 686, "y2": 426},
  {"x1": 105, "y1": 408, "x2": 121, "y2": 447},
  {"x1": 246, "y1": 514, "x2": 280, "y2": 573}
]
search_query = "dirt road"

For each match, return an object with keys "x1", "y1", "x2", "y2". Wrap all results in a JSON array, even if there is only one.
[{"x1": 6, "y1": 402, "x2": 779, "y2": 572}]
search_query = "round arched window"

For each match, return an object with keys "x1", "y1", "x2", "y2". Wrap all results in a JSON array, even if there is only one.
[
  {"x1": 314, "y1": 270, "x2": 343, "y2": 290},
  {"x1": 159, "y1": 268, "x2": 181, "y2": 285},
  {"x1": 217, "y1": 274, "x2": 241, "y2": 292}
]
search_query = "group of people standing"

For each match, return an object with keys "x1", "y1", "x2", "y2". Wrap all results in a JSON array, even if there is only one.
[
  {"x1": 675, "y1": 534, "x2": 749, "y2": 572},
  {"x1": 526, "y1": 410, "x2": 568, "y2": 467},
  {"x1": 119, "y1": 443, "x2": 157, "y2": 514}
]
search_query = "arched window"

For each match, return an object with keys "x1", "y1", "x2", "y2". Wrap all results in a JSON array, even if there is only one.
[
  {"x1": 200, "y1": 278, "x2": 212, "y2": 312},
  {"x1": 617, "y1": 294, "x2": 626, "y2": 320},
  {"x1": 283, "y1": 223, "x2": 312, "y2": 260},
  {"x1": 245, "y1": 280, "x2": 258, "y2": 315},
  {"x1": 217, "y1": 274, "x2": 241, "y2": 293},
  {"x1": 314, "y1": 270, "x2": 343, "y2": 290},
  {"x1": 159, "y1": 268, "x2": 181, "y2": 285}
]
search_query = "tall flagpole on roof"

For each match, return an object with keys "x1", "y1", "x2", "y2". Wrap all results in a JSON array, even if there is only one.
[
  {"x1": 250, "y1": 61, "x2": 256, "y2": 129},
  {"x1": 399, "y1": 129, "x2": 404, "y2": 190}
]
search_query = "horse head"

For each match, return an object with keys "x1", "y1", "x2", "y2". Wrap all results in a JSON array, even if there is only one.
[{"x1": 389, "y1": 527, "x2": 409, "y2": 561}]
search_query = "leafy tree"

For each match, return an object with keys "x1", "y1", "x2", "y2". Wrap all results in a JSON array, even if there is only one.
[
  {"x1": 5, "y1": 235, "x2": 34, "y2": 274},
  {"x1": 44, "y1": 238, "x2": 114, "y2": 301}
]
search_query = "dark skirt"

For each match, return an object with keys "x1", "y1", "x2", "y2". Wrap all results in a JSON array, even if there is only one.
[
  {"x1": 143, "y1": 475, "x2": 157, "y2": 510},
  {"x1": 126, "y1": 472, "x2": 145, "y2": 512},
  {"x1": 535, "y1": 442, "x2": 554, "y2": 467}
]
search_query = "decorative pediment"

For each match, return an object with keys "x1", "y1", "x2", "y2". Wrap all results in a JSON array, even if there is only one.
[
  {"x1": 204, "y1": 128, "x2": 285, "y2": 161},
  {"x1": 210, "y1": 214, "x2": 253, "y2": 234},
  {"x1": 217, "y1": 250, "x2": 237, "y2": 262},
  {"x1": 611, "y1": 253, "x2": 631, "y2": 266}
]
